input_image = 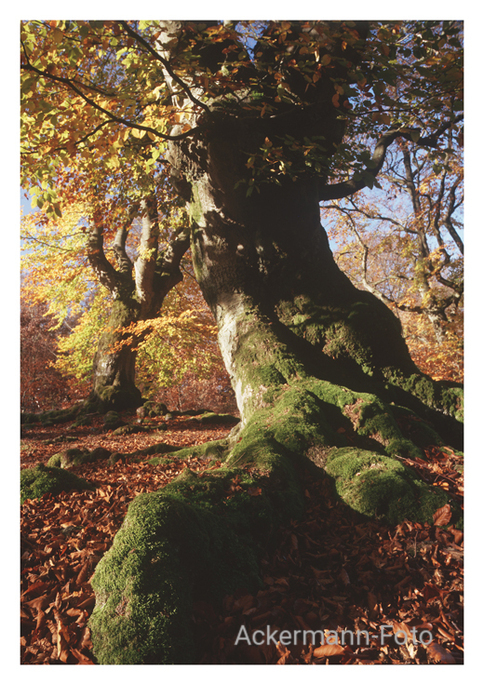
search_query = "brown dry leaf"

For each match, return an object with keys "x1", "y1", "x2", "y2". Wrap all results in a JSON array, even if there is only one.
[
  {"x1": 232, "y1": 594, "x2": 254, "y2": 613},
  {"x1": 433, "y1": 503, "x2": 452, "y2": 527},
  {"x1": 70, "y1": 647, "x2": 94, "y2": 664},
  {"x1": 392, "y1": 621, "x2": 413, "y2": 642},
  {"x1": 367, "y1": 591, "x2": 378, "y2": 619},
  {"x1": 426, "y1": 641, "x2": 456, "y2": 664},
  {"x1": 340, "y1": 567, "x2": 350, "y2": 586},
  {"x1": 75, "y1": 561, "x2": 90, "y2": 586}
]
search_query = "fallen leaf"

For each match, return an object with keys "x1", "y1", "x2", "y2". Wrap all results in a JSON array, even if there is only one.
[
  {"x1": 433, "y1": 503, "x2": 452, "y2": 527},
  {"x1": 313, "y1": 644, "x2": 345, "y2": 658},
  {"x1": 426, "y1": 641, "x2": 455, "y2": 664}
]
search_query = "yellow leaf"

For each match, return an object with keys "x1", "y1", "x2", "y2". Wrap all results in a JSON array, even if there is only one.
[{"x1": 52, "y1": 28, "x2": 63, "y2": 44}]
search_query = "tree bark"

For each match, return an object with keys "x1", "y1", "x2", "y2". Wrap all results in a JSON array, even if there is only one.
[{"x1": 167, "y1": 114, "x2": 462, "y2": 445}]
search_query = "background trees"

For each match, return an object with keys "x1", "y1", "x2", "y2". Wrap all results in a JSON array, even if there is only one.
[
  {"x1": 20, "y1": 298, "x2": 78, "y2": 412},
  {"x1": 323, "y1": 134, "x2": 463, "y2": 383},
  {"x1": 21, "y1": 200, "x2": 230, "y2": 413}
]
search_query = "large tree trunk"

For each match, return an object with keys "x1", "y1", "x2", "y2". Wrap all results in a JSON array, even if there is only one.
[
  {"x1": 90, "y1": 297, "x2": 143, "y2": 412},
  {"x1": 169, "y1": 117, "x2": 462, "y2": 447}
]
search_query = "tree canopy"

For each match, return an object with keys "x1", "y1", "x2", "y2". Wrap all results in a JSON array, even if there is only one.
[
  {"x1": 21, "y1": 21, "x2": 463, "y2": 400},
  {"x1": 21, "y1": 20, "x2": 463, "y2": 212}
]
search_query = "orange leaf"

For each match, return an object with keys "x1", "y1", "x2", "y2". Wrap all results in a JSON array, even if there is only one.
[{"x1": 313, "y1": 644, "x2": 345, "y2": 658}]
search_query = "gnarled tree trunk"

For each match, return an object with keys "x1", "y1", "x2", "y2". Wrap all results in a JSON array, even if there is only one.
[
  {"x1": 168, "y1": 109, "x2": 462, "y2": 447},
  {"x1": 86, "y1": 195, "x2": 189, "y2": 412}
]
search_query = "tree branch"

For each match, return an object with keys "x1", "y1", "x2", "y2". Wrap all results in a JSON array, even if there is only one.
[
  {"x1": 319, "y1": 130, "x2": 401, "y2": 201},
  {"x1": 21, "y1": 42, "x2": 200, "y2": 143},
  {"x1": 119, "y1": 21, "x2": 212, "y2": 115},
  {"x1": 150, "y1": 224, "x2": 191, "y2": 315},
  {"x1": 443, "y1": 180, "x2": 464, "y2": 255},
  {"x1": 86, "y1": 218, "x2": 123, "y2": 295},
  {"x1": 319, "y1": 115, "x2": 463, "y2": 202},
  {"x1": 134, "y1": 194, "x2": 160, "y2": 315}
]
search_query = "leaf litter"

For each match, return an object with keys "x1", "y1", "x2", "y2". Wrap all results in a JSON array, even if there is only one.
[{"x1": 21, "y1": 412, "x2": 463, "y2": 665}]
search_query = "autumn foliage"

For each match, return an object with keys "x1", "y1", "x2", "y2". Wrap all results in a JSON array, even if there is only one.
[
  {"x1": 324, "y1": 138, "x2": 463, "y2": 384},
  {"x1": 21, "y1": 200, "x2": 234, "y2": 412}
]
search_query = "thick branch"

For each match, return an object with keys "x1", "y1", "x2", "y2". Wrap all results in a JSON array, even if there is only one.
[
  {"x1": 119, "y1": 21, "x2": 212, "y2": 115},
  {"x1": 319, "y1": 130, "x2": 401, "y2": 201},
  {"x1": 86, "y1": 220, "x2": 122, "y2": 295},
  {"x1": 134, "y1": 195, "x2": 160, "y2": 315},
  {"x1": 319, "y1": 115, "x2": 463, "y2": 202},
  {"x1": 443, "y1": 180, "x2": 464, "y2": 255},
  {"x1": 113, "y1": 213, "x2": 136, "y2": 276},
  {"x1": 150, "y1": 225, "x2": 191, "y2": 314}
]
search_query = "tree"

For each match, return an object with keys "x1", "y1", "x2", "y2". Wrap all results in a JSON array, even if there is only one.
[
  {"x1": 21, "y1": 202, "x2": 223, "y2": 410},
  {"x1": 20, "y1": 298, "x2": 77, "y2": 412},
  {"x1": 21, "y1": 20, "x2": 463, "y2": 663},
  {"x1": 323, "y1": 135, "x2": 463, "y2": 382},
  {"x1": 85, "y1": 190, "x2": 190, "y2": 410}
]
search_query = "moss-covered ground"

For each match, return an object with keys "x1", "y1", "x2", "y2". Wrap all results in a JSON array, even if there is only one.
[
  {"x1": 20, "y1": 408, "x2": 463, "y2": 665},
  {"x1": 84, "y1": 376, "x2": 462, "y2": 664},
  {"x1": 21, "y1": 463, "x2": 95, "y2": 504},
  {"x1": 20, "y1": 393, "x2": 462, "y2": 664}
]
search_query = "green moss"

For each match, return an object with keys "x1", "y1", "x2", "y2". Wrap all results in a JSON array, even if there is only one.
[
  {"x1": 70, "y1": 414, "x2": 94, "y2": 428},
  {"x1": 145, "y1": 456, "x2": 178, "y2": 467},
  {"x1": 21, "y1": 406, "x2": 79, "y2": 426},
  {"x1": 383, "y1": 370, "x2": 463, "y2": 423},
  {"x1": 89, "y1": 461, "x2": 302, "y2": 664},
  {"x1": 113, "y1": 423, "x2": 165, "y2": 436},
  {"x1": 325, "y1": 447, "x2": 451, "y2": 524},
  {"x1": 21, "y1": 463, "x2": 95, "y2": 504},
  {"x1": 103, "y1": 411, "x2": 125, "y2": 430},
  {"x1": 141, "y1": 400, "x2": 168, "y2": 417},
  {"x1": 47, "y1": 448, "x2": 88, "y2": 468},
  {"x1": 198, "y1": 412, "x2": 240, "y2": 426},
  {"x1": 388, "y1": 404, "x2": 445, "y2": 449},
  {"x1": 47, "y1": 447, "x2": 111, "y2": 469},
  {"x1": 88, "y1": 370, "x2": 461, "y2": 664},
  {"x1": 137, "y1": 442, "x2": 183, "y2": 457},
  {"x1": 90, "y1": 383, "x2": 142, "y2": 414}
]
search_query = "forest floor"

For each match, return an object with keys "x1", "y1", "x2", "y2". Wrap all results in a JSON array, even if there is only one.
[{"x1": 20, "y1": 409, "x2": 463, "y2": 665}]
